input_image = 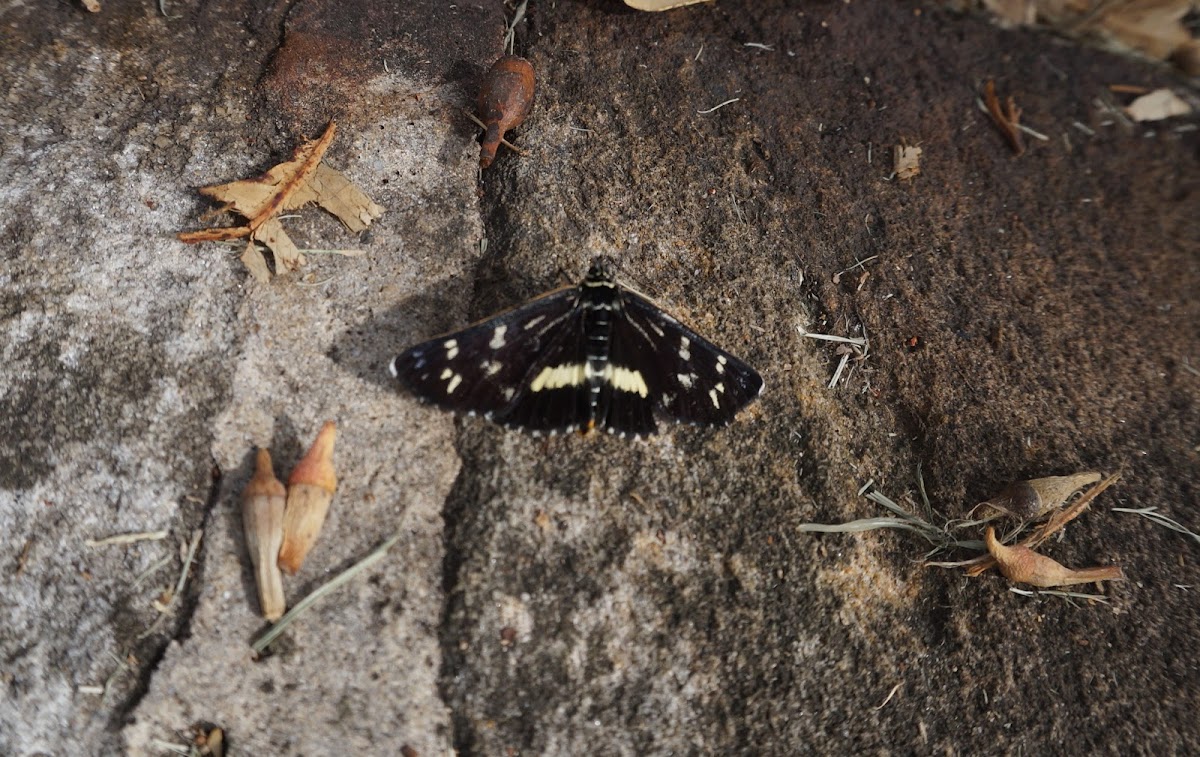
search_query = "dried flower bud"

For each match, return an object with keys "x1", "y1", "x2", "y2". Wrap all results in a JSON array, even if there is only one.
[
  {"x1": 242, "y1": 449, "x2": 287, "y2": 620},
  {"x1": 278, "y1": 421, "x2": 338, "y2": 575},
  {"x1": 477, "y1": 55, "x2": 536, "y2": 168},
  {"x1": 984, "y1": 527, "x2": 1123, "y2": 588},
  {"x1": 977, "y1": 472, "x2": 1101, "y2": 520}
]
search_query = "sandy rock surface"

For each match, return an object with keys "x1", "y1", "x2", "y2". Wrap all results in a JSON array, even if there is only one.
[{"x1": 1, "y1": 1, "x2": 1197, "y2": 755}]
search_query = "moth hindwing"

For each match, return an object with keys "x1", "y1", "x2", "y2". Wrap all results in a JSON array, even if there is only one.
[{"x1": 390, "y1": 258, "x2": 764, "y2": 437}]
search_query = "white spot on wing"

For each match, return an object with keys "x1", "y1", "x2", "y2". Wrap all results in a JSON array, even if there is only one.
[
  {"x1": 524, "y1": 315, "x2": 546, "y2": 330},
  {"x1": 446, "y1": 373, "x2": 463, "y2": 394},
  {"x1": 679, "y1": 336, "x2": 691, "y2": 361},
  {"x1": 444, "y1": 339, "x2": 459, "y2": 360},
  {"x1": 677, "y1": 373, "x2": 696, "y2": 389},
  {"x1": 709, "y1": 388, "x2": 721, "y2": 408},
  {"x1": 482, "y1": 360, "x2": 503, "y2": 376},
  {"x1": 490, "y1": 325, "x2": 508, "y2": 349},
  {"x1": 440, "y1": 368, "x2": 453, "y2": 380}
]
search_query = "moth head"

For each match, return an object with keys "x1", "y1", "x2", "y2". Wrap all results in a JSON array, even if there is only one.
[{"x1": 586, "y1": 255, "x2": 618, "y2": 285}]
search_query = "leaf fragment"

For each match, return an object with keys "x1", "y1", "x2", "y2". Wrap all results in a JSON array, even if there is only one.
[
  {"x1": 983, "y1": 79, "x2": 1025, "y2": 156},
  {"x1": 894, "y1": 145, "x2": 922, "y2": 180},
  {"x1": 177, "y1": 121, "x2": 382, "y2": 281},
  {"x1": 240, "y1": 241, "x2": 271, "y2": 284},
  {"x1": 292, "y1": 164, "x2": 385, "y2": 232},
  {"x1": 1125, "y1": 88, "x2": 1192, "y2": 122}
]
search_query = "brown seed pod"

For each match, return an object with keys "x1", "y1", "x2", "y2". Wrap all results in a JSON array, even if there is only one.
[
  {"x1": 984, "y1": 527, "x2": 1123, "y2": 588},
  {"x1": 976, "y1": 472, "x2": 1101, "y2": 520},
  {"x1": 242, "y1": 449, "x2": 287, "y2": 621},
  {"x1": 278, "y1": 421, "x2": 338, "y2": 575},
  {"x1": 477, "y1": 55, "x2": 535, "y2": 168}
]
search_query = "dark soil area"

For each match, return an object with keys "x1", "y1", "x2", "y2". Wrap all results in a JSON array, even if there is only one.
[
  {"x1": 441, "y1": 1, "x2": 1199, "y2": 753},
  {"x1": 2, "y1": 0, "x2": 1196, "y2": 754}
]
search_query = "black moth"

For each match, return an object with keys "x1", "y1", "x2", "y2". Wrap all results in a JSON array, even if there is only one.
[{"x1": 389, "y1": 257, "x2": 764, "y2": 437}]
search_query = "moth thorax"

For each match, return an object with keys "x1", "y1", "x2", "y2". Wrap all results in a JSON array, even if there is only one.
[{"x1": 582, "y1": 285, "x2": 617, "y2": 378}]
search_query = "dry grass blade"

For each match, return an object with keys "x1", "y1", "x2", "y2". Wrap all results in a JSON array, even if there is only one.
[
  {"x1": 799, "y1": 479, "x2": 984, "y2": 556},
  {"x1": 252, "y1": 530, "x2": 404, "y2": 655},
  {"x1": 1009, "y1": 586, "x2": 1110, "y2": 604},
  {"x1": 797, "y1": 517, "x2": 939, "y2": 535},
  {"x1": 137, "y1": 528, "x2": 203, "y2": 640},
  {"x1": 462, "y1": 109, "x2": 528, "y2": 155},
  {"x1": 1113, "y1": 506, "x2": 1200, "y2": 547},
  {"x1": 86, "y1": 530, "x2": 169, "y2": 547}
]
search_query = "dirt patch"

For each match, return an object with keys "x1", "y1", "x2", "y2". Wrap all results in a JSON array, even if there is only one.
[{"x1": 440, "y1": 1, "x2": 1199, "y2": 752}]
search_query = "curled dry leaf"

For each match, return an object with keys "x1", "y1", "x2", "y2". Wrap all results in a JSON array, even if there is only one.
[
  {"x1": 984, "y1": 527, "x2": 1123, "y2": 587},
  {"x1": 478, "y1": 56, "x2": 536, "y2": 169},
  {"x1": 242, "y1": 449, "x2": 287, "y2": 621},
  {"x1": 983, "y1": 79, "x2": 1025, "y2": 156},
  {"x1": 894, "y1": 145, "x2": 922, "y2": 180},
  {"x1": 975, "y1": 472, "x2": 1101, "y2": 520},
  {"x1": 1125, "y1": 88, "x2": 1192, "y2": 122},
  {"x1": 278, "y1": 421, "x2": 338, "y2": 575},
  {"x1": 177, "y1": 122, "x2": 383, "y2": 282},
  {"x1": 984, "y1": 0, "x2": 1198, "y2": 75}
]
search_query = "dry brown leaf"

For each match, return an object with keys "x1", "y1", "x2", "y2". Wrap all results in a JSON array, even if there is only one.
[
  {"x1": 894, "y1": 145, "x2": 922, "y2": 180},
  {"x1": 1124, "y1": 88, "x2": 1193, "y2": 121},
  {"x1": 240, "y1": 241, "x2": 271, "y2": 285},
  {"x1": 255, "y1": 218, "x2": 305, "y2": 273},
  {"x1": 200, "y1": 123, "x2": 336, "y2": 233},
  {"x1": 291, "y1": 164, "x2": 385, "y2": 232},
  {"x1": 983, "y1": 80, "x2": 1025, "y2": 156},
  {"x1": 1002, "y1": 1, "x2": 1198, "y2": 73},
  {"x1": 178, "y1": 122, "x2": 383, "y2": 281},
  {"x1": 984, "y1": 0, "x2": 1037, "y2": 25},
  {"x1": 1093, "y1": 0, "x2": 1192, "y2": 60}
]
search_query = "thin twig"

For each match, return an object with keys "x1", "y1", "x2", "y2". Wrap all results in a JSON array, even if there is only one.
[
  {"x1": 461, "y1": 109, "x2": 527, "y2": 155},
  {"x1": 86, "y1": 530, "x2": 169, "y2": 547},
  {"x1": 1072, "y1": 120, "x2": 1096, "y2": 136},
  {"x1": 797, "y1": 327, "x2": 868, "y2": 347},
  {"x1": 1015, "y1": 122, "x2": 1049, "y2": 141},
  {"x1": 504, "y1": 0, "x2": 528, "y2": 55},
  {"x1": 137, "y1": 529, "x2": 203, "y2": 640},
  {"x1": 1009, "y1": 586, "x2": 1109, "y2": 603},
  {"x1": 1113, "y1": 506, "x2": 1200, "y2": 547},
  {"x1": 982, "y1": 80, "x2": 1025, "y2": 155},
  {"x1": 828, "y1": 353, "x2": 850, "y2": 389},
  {"x1": 835, "y1": 255, "x2": 879, "y2": 277},
  {"x1": 252, "y1": 530, "x2": 406, "y2": 655},
  {"x1": 875, "y1": 683, "x2": 902, "y2": 710},
  {"x1": 697, "y1": 98, "x2": 740, "y2": 114}
]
